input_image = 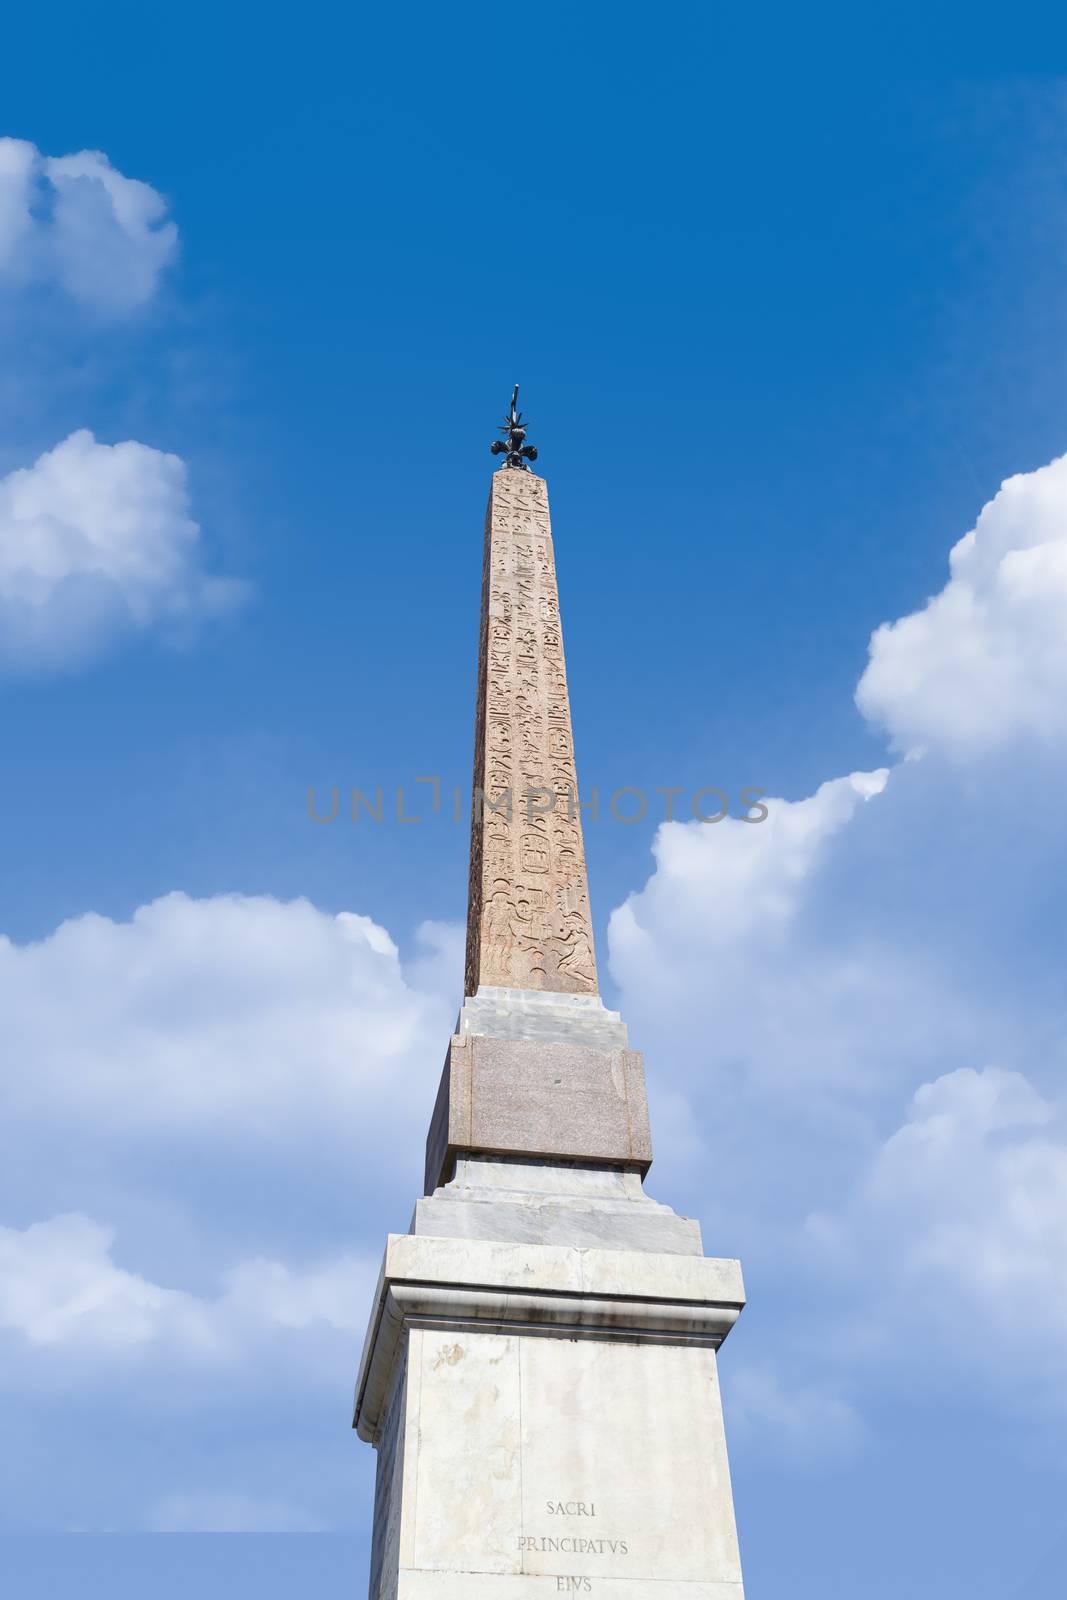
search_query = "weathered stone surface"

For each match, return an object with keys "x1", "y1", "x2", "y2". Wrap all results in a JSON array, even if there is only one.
[
  {"x1": 465, "y1": 470, "x2": 598, "y2": 997},
  {"x1": 413, "y1": 1156, "x2": 704, "y2": 1256},
  {"x1": 424, "y1": 1033, "x2": 652, "y2": 1194},
  {"x1": 458, "y1": 985, "x2": 629, "y2": 1049},
  {"x1": 356, "y1": 1234, "x2": 746, "y2": 1600},
  {"x1": 368, "y1": 1362, "x2": 406, "y2": 1600},
  {"x1": 355, "y1": 1232, "x2": 745, "y2": 1443}
]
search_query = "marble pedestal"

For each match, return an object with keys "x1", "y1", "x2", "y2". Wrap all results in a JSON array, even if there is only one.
[{"x1": 354, "y1": 1231, "x2": 746, "y2": 1600}]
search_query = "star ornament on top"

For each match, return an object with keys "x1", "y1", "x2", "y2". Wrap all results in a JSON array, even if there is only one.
[{"x1": 490, "y1": 384, "x2": 539, "y2": 470}]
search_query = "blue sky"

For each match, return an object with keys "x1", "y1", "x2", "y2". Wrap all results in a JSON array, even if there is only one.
[{"x1": 2, "y1": 6, "x2": 1067, "y2": 1598}]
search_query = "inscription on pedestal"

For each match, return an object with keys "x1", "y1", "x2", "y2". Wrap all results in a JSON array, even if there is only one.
[
  {"x1": 519, "y1": 1536, "x2": 629, "y2": 1556},
  {"x1": 521, "y1": 1491, "x2": 630, "y2": 1568}
]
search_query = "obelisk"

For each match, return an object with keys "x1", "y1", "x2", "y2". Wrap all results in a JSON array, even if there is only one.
[
  {"x1": 354, "y1": 390, "x2": 747, "y2": 1600},
  {"x1": 463, "y1": 400, "x2": 598, "y2": 1001}
]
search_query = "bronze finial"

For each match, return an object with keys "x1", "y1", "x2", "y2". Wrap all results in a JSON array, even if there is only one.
[{"x1": 490, "y1": 384, "x2": 539, "y2": 470}]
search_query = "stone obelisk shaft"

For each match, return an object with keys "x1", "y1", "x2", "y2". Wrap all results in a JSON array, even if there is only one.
[{"x1": 464, "y1": 468, "x2": 598, "y2": 997}]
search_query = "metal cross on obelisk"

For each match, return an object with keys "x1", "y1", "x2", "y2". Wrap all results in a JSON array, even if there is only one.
[{"x1": 490, "y1": 383, "x2": 539, "y2": 469}]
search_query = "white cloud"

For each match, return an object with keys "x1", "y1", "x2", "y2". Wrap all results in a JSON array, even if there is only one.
[
  {"x1": 605, "y1": 767, "x2": 955, "y2": 1121},
  {"x1": 609, "y1": 768, "x2": 888, "y2": 1000},
  {"x1": 148, "y1": 1491, "x2": 327, "y2": 1533},
  {"x1": 0, "y1": 429, "x2": 246, "y2": 671},
  {"x1": 404, "y1": 917, "x2": 466, "y2": 998},
  {"x1": 0, "y1": 891, "x2": 454, "y2": 1138},
  {"x1": 605, "y1": 446, "x2": 1067, "y2": 1430},
  {"x1": 224, "y1": 1255, "x2": 375, "y2": 1334},
  {"x1": 808, "y1": 1067, "x2": 1067, "y2": 1397},
  {"x1": 723, "y1": 1364, "x2": 863, "y2": 1462},
  {"x1": 0, "y1": 137, "x2": 35, "y2": 268},
  {"x1": 0, "y1": 1211, "x2": 375, "y2": 1364},
  {"x1": 0, "y1": 136, "x2": 176, "y2": 312},
  {"x1": 856, "y1": 452, "x2": 1067, "y2": 758},
  {"x1": 607, "y1": 454, "x2": 1067, "y2": 1125},
  {"x1": 0, "y1": 1214, "x2": 214, "y2": 1354}
]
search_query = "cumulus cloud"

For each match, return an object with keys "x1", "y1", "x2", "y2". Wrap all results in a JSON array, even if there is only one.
[
  {"x1": 0, "y1": 891, "x2": 453, "y2": 1138},
  {"x1": 856, "y1": 452, "x2": 1067, "y2": 758},
  {"x1": 0, "y1": 888, "x2": 456, "y2": 1534},
  {"x1": 807, "y1": 1067, "x2": 1067, "y2": 1397},
  {"x1": 0, "y1": 1211, "x2": 375, "y2": 1364},
  {"x1": 609, "y1": 453, "x2": 1067, "y2": 1124},
  {"x1": 0, "y1": 429, "x2": 246, "y2": 671},
  {"x1": 610, "y1": 769, "x2": 888, "y2": 998},
  {"x1": 605, "y1": 447, "x2": 1067, "y2": 1435},
  {"x1": 604, "y1": 766, "x2": 977, "y2": 1125},
  {"x1": 0, "y1": 136, "x2": 176, "y2": 312},
  {"x1": 0, "y1": 1214, "x2": 214, "y2": 1355},
  {"x1": 0, "y1": 884, "x2": 460, "y2": 1472}
]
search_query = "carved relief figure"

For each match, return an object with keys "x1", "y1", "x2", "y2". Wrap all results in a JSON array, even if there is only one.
[
  {"x1": 555, "y1": 914, "x2": 596, "y2": 987},
  {"x1": 482, "y1": 886, "x2": 515, "y2": 975}
]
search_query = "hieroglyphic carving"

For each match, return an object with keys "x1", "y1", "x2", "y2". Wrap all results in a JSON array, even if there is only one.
[{"x1": 463, "y1": 469, "x2": 599, "y2": 996}]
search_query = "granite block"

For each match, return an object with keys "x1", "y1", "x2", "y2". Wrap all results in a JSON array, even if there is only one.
[{"x1": 424, "y1": 1034, "x2": 653, "y2": 1193}]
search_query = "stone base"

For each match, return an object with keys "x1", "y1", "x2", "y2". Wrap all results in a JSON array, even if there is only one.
[
  {"x1": 425, "y1": 1034, "x2": 652, "y2": 1195},
  {"x1": 355, "y1": 1234, "x2": 746, "y2": 1600},
  {"x1": 414, "y1": 1156, "x2": 703, "y2": 1256},
  {"x1": 457, "y1": 988, "x2": 630, "y2": 1050},
  {"x1": 425, "y1": 990, "x2": 653, "y2": 1194}
]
